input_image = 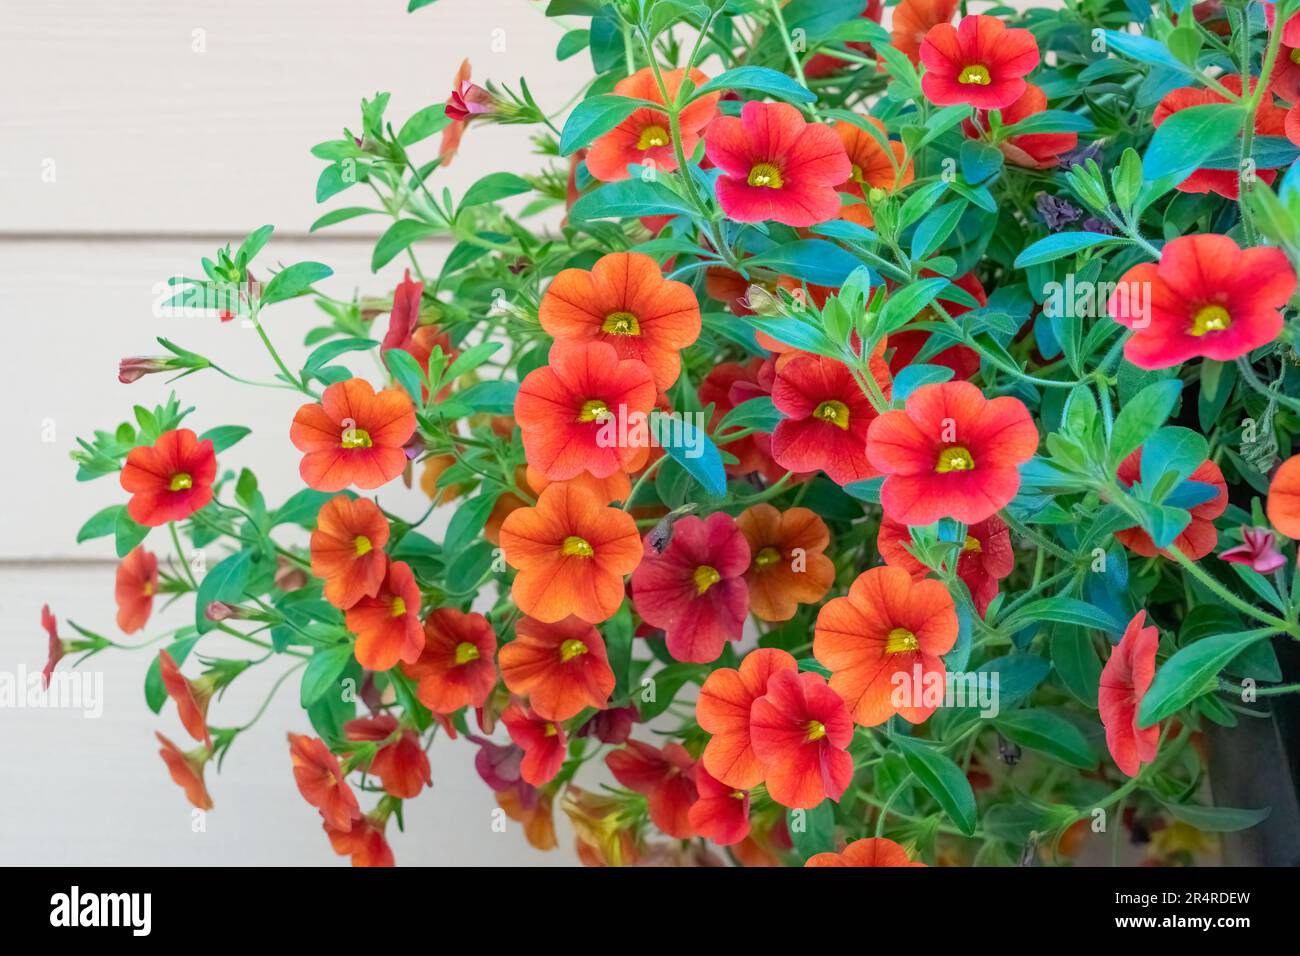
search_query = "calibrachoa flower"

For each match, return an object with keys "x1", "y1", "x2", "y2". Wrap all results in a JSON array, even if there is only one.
[
  {"x1": 115, "y1": 546, "x2": 157, "y2": 634},
  {"x1": 631, "y1": 512, "x2": 750, "y2": 663},
  {"x1": 835, "y1": 116, "x2": 914, "y2": 226},
  {"x1": 886, "y1": 272, "x2": 985, "y2": 381},
  {"x1": 288, "y1": 733, "x2": 360, "y2": 831},
  {"x1": 501, "y1": 703, "x2": 567, "y2": 786},
  {"x1": 40, "y1": 605, "x2": 63, "y2": 690},
  {"x1": 155, "y1": 733, "x2": 213, "y2": 811},
  {"x1": 1100, "y1": 611, "x2": 1161, "y2": 777},
  {"x1": 1219, "y1": 526, "x2": 1287, "y2": 574},
  {"x1": 606, "y1": 740, "x2": 698, "y2": 839},
  {"x1": 964, "y1": 83, "x2": 1077, "y2": 169},
  {"x1": 120, "y1": 428, "x2": 216, "y2": 526},
  {"x1": 687, "y1": 765, "x2": 751, "y2": 846},
  {"x1": 699, "y1": 357, "x2": 782, "y2": 479},
  {"x1": 586, "y1": 67, "x2": 719, "y2": 181},
  {"x1": 1267, "y1": 454, "x2": 1300, "y2": 538},
  {"x1": 893, "y1": 0, "x2": 959, "y2": 63},
  {"x1": 1114, "y1": 449, "x2": 1227, "y2": 560},
  {"x1": 805, "y1": 837, "x2": 926, "y2": 867},
  {"x1": 514, "y1": 341, "x2": 657, "y2": 481},
  {"x1": 539, "y1": 252, "x2": 701, "y2": 391},
  {"x1": 867, "y1": 381, "x2": 1038, "y2": 525},
  {"x1": 441, "y1": 58, "x2": 481, "y2": 165},
  {"x1": 919, "y1": 15, "x2": 1040, "y2": 110},
  {"x1": 497, "y1": 782, "x2": 558, "y2": 852},
  {"x1": 696, "y1": 648, "x2": 798, "y2": 789},
  {"x1": 310, "y1": 495, "x2": 391, "y2": 610},
  {"x1": 324, "y1": 812, "x2": 395, "y2": 867},
  {"x1": 736, "y1": 504, "x2": 835, "y2": 621},
  {"x1": 814, "y1": 566, "x2": 959, "y2": 727},
  {"x1": 1107, "y1": 234, "x2": 1296, "y2": 370},
  {"x1": 344, "y1": 715, "x2": 432, "y2": 799},
  {"x1": 290, "y1": 378, "x2": 417, "y2": 492},
  {"x1": 400, "y1": 607, "x2": 496, "y2": 712},
  {"x1": 499, "y1": 615, "x2": 615, "y2": 721},
  {"x1": 1154, "y1": 76, "x2": 1287, "y2": 199},
  {"x1": 344, "y1": 560, "x2": 424, "y2": 670},
  {"x1": 380, "y1": 269, "x2": 424, "y2": 353},
  {"x1": 705, "y1": 101, "x2": 851, "y2": 227},
  {"x1": 748, "y1": 669, "x2": 853, "y2": 809},
  {"x1": 877, "y1": 514, "x2": 1014, "y2": 617},
  {"x1": 159, "y1": 649, "x2": 212, "y2": 746},
  {"x1": 499, "y1": 483, "x2": 642, "y2": 624},
  {"x1": 1268, "y1": 4, "x2": 1300, "y2": 101},
  {"x1": 771, "y1": 350, "x2": 892, "y2": 486}
]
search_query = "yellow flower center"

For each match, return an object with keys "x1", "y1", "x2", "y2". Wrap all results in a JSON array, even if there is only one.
[
  {"x1": 730, "y1": 789, "x2": 747, "y2": 800},
  {"x1": 935, "y1": 445, "x2": 975, "y2": 473},
  {"x1": 963, "y1": 535, "x2": 981, "y2": 553},
  {"x1": 886, "y1": 627, "x2": 919, "y2": 653},
  {"x1": 543, "y1": 722, "x2": 559, "y2": 737},
  {"x1": 169, "y1": 473, "x2": 193, "y2": 492},
  {"x1": 454, "y1": 641, "x2": 480, "y2": 665},
  {"x1": 578, "y1": 399, "x2": 611, "y2": 423},
  {"x1": 959, "y1": 64, "x2": 991, "y2": 85},
  {"x1": 560, "y1": 638, "x2": 589, "y2": 662},
  {"x1": 754, "y1": 546, "x2": 782, "y2": 568},
  {"x1": 340, "y1": 427, "x2": 373, "y2": 449},
  {"x1": 601, "y1": 311, "x2": 640, "y2": 336},
  {"x1": 354, "y1": 535, "x2": 372, "y2": 557},
  {"x1": 143, "y1": 582, "x2": 155, "y2": 597},
  {"x1": 636, "y1": 125, "x2": 670, "y2": 150},
  {"x1": 1189, "y1": 304, "x2": 1231, "y2": 336},
  {"x1": 813, "y1": 399, "x2": 851, "y2": 430},
  {"x1": 850, "y1": 163, "x2": 867, "y2": 185},
  {"x1": 693, "y1": 564, "x2": 721, "y2": 594},
  {"x1": 806, "y1": 720, "x2": 827, "y2": 741},
  {"x1": 747, "y1": 162, "x2": 784, "y2": 188},
  {"x1": 391, "y1": 596, "x2": 407, "y2": 617},
  {"x1": 1291, "y1": 47, "x2": 1300, "y2": 65},
  {"x1": 562, "y1": 535, "x2": 594, "y2": 558}
]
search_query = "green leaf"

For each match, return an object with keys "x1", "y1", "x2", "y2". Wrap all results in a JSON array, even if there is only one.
[
  {"x1": 1000, "y1": 110, "x2": 1096, "y2": 136},
  {"x1": 198, "y1": 425, "x2": 251, "y2": 453},
  {"x1": 408, "y1": 0, "x2": 439, "y2": 10},
  {"x1": 385, "y1": 348, "x2": 427, "y2": 405},
  {"x1": 748, "y1": 239, "x2": 863, "y2": 287},
  {"x1": 1006, "y1": 597, "x2": 1122, "y2": 635},
  {"x1": 787, "y1": 801, "x2": 836, "y2": 860},
  {"x1": 696, "y1": 66, "x2": 815, "y2": 104},
  {"x1": 879, "y1": 277, "x2": 950, "y2": 336},
  {"x1": 444, "y1": 492, "x2": 499, "y2": 555},
  {"x1": 372, "y1": 219, "x2": 440, "y2": 271},
  {"x1": 1013, "y1": 231, "x2": 1117, "y2": 268},
  {"x1": 653, "y1": 410, "x2": 727, "y2": 496},
  {"x1": 195, "y1": 550, "x2": 254, "y2": 633},
  {"x1": 1051, "y1": 627, "x2": 1102, "y2": 707},
  {"x1": 993, "y1": 710, "x2": 1097, "y2": 769},
  {"x1": 273, "y1": 489, "x2": 338, "y2": 528},
  {"x1": 261, "y1": 262, "x2": 333, "y2": 305},
  {"x1": 1108, "y1": 379, "x2": 1182, "y2": 469},
  {"x1": 397, "y1": 105, "x2": 451, "y2": 146},
  {"x1": 1158, "y1": 800, "x2": 1270, "y2": 833},
  {"x1": 77, "y1": 505, "x2": 125, "y2": 543},
  {"x1": 637, "y1": 662, "x2": 704, "y2": 720},
  {"x1": 1138, "y1": 629, "x2": 1274, "y2": 726},
  {"x1": 910, "y1": 200, "x2": 967, "y2": 260},
  {"x1": 115, "y1": 509, "x2": 150, "y2": 558},
  {"x1": 1143, "y1": 102, "x2": 1242, "y2": 183},
  {"x1": 310, "y1": 206, "x2": 381, "y2": 232},
  {"x1": 892, "y1": 734, "x2": 978, "y2": 835},
  {"x1": 301, "y1": 644, "x2": 355, "y2": 707},
  {"x1": 568, "y1": 179, "x2": 695, "y2": 221},
  {"x1": 303, "y1": 337, "x2": 378, "y2": 374},
  {"x1": 460, "y1": 172, "x2": 533, "y2": 208},
  {"x1": 559, "y1": 95, "x2": 640, "y2": 156}
]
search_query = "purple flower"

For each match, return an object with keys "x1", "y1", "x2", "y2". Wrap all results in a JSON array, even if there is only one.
[{"x1": 1035, "y1": 192, "x2": 1082, "y2": 230}]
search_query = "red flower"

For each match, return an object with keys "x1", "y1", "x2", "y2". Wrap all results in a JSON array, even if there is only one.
[
  {"x1": 687, "y1": 765, "x2": 751, "y2": 846},
  {"x1": 344, "y1": 560, "x2": 424, "y2": 671},
  {"x1": 877, "y1": 514, "x2": 1014, "y2": 617},
  {"x1": 705, "y1": 101, "x2": 851, "y2": 226},
  {"x1": 1107, "y1": 234, "x2": 1295, "y2": 370},
  {"x1": 631, "y1": 512, "x2": 750, "y2": 663},
  {"x1": 586, "y1": 68, "x2": 720, "y2": 182},
  {"x1": 920, "y1": 15, "x2": 1040, "y2": 110},
  {"x1": 964, "y1": 83, "x2": 1077, "y2": 168},
  {"x1": 288, "y1": 733, "x2": 360, "y2": 831},
  {"x1": 155, "y1": 733, "x2": 214, "y2": 811},
  {"x1": 867, "y1": 381, "x2": 1038, "y2": 525},
  {"x1": 120, "y1": 428, "x2": 217, "y2": 526},
  {"x1": 1154, "y1": 76, "x2": 1287, "y2": 198},
  {"x1": 40, "y1": 605, "x2": 64, "y2": 690},
  {"x1": 606, "y1": 740, "x2": 698, "y2": 839},
  {"x1": 324, "y1": 812, "x2": 395, "y2": 867},
  {"x1": 290, "y1": 378, "x2": 417, "y2": 492},
  {"x1": 893, "y1": 0, "x2": 959, "y2": 63},
  {"x1": 805, "y1": 837, "x2": 925, "y2": 867},
  {"x1": 696, "y1": 648, "x2": 798, "y2": 789},
  {"x1": 700, "y1": 357, "x2": 782, "y2": 479},
  {"x1": 1114, "y1": 449, "x2": 1227, "y2": 561},
  {"x1": 115, "y1": 546, "x2": 158, "y2": 634},
  {"x1": 771, "y1": 350, "x2": 892, "y2": 486},
  {"x1": 886, "y1": 271, "x2": 984, "y2": 381},
  {"x1": 1268, "y1": 4, "x2": 1300, "y2": 100},
  {"x1": 1099, "y1": 611, "x2": 1161, "y2": 777},
  {"x1": 399, "y1": 607, "x2": 496, "y2": 712},
  {"x1": 344, "y1": 715, "x2": 432, "y2": 799},
  {"x1": 501, "y1": 703, "x2": 567, "y2": 786},
  {"x1": 749, "y1": 669, "x2": 853, "y2": 809},
  {"x1": 380, "y1": 269, "x2": 424, "y2": 352},
  {"x1": 310, "y1": 496, "x2": 391, "y2": 610},
  {"x1": 499, "y1": 615, "x2": 615, "y2": 721},
  {"x1": 515, "y1": 342, "x2": 657, "y2": 481},
  {"x1": 159, "y1": 649, "x2": 212, "y2": 746},
  {"x1": 1219, "y1": 526, "x2": 1287, "y2": 574},
  {"x1": 441, "y1": 59, "x2": 482, "y2": 166}
]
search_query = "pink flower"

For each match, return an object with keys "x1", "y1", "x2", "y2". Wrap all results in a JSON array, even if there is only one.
[{"x1": 1219, "y1": 526, "x2": 1287, "y2": 574}]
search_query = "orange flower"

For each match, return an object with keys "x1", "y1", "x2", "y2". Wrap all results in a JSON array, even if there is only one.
[
  {"x1": 805, "y1": 837, "x2": 926, "y2": 867},
  {"x1": 420, "y1": 453, "x2": 467, "y2": 505},
  {"x1": 310, "y1": 496, "x2": 391, "y2": 610},
  {"x1": 606, "y1": 740, "x2": 698, "y2": 839},
  {"x1": 835, "y1": 117, "x2": 914, "y2": 226},
  {"x1": 736, "y1": 504, "x2": 835, "y2": 622},
  {"x1": 324, "y1": 812, "x2": 394, "y2": 867},
  {"x1": 814, "y1": 566, "x2": 959, "y2": 726},
  {"x1": 120, "y1": 428, "x2": 217, "y2": 526},
  {"x1": 159, "y1": 649, "x2": 212, "y2": 746},
  {"x1": 515, "y1": 341, "x2": 657, "y2": 481},
  {"x1": 115, "y1": 546, "x2": 158, "y2": 634},
  {"x1": 893, "y1": 0, "x2": 959, "y2": 63},
  {"x1": 1267, "y1": 454, "x2": 1300, "y2": 538},
  {"x1": 344, "y1": 715, "x2": 432, "y2": 798},
  {"x1": 586, "y1": 67, "x2": 720, "y2": 182},
  {"x1": 344, "y1": 560, "x2": 424, "y2": 671},
  {"x1": 688, "y1": 765, "x2": 751, "y2": 846},
  {"x1": 155, "y1": 732, "x2": 214, "y2": 811},
  {"x1": 499, "y1": 615, "x2": 615, "y2": 721},
  {"x1": 290, "y1": 378, "x2": 417, "y2": 492},
  {"x1": 497, "y1": 783, "x2": 558, "y2": 851},
  {"x1": 400, "y1": 607, "x2": 497, "y2": 713},
  {"x1": 499, "y1": 483, "x2": 642, "y2": 624},
  {"x1": 525, "y1": 464, "x2": 631, "y2": 506},
  {"x1": 501, "y1": 703, "x2": 568, "y2": 786},
  {"x1": 540, "y1": 252, "x2": 701, "y2": 391},
  {"x1": 288, "y1": 733, "x2": 360, "y2": 831},
  {"x1": 695, "y1": 648, "x2": 798, "y2": 789}
]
